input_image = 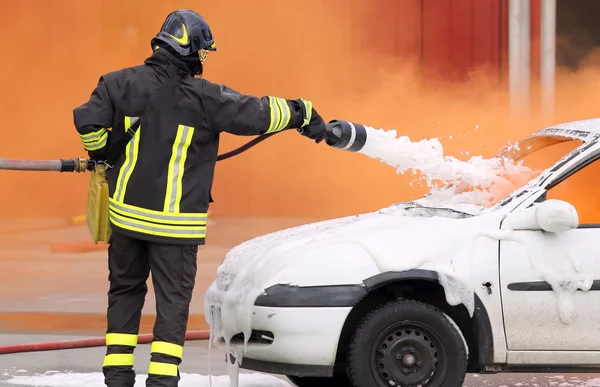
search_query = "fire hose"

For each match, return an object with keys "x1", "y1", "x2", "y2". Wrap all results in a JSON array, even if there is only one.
[
  {"x1": 0, "y1": 131, "x2": 282, "y2": 173},
  {"x1": 0, "y1": 120, "x2": 368, "y2": 173},
  {"x1": 0, "y1": 120, "x2": 368, "y2": 355},
  {"x1": 0, "y1": 331, "x2": 210, "y2": 355}
]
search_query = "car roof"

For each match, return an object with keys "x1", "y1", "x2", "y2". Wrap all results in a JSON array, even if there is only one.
[{"x1": 529, "y1": 117, "x2": 600, "y2": 142}]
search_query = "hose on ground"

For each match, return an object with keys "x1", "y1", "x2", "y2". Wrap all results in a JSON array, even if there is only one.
[{"x1": 0, "y1": 330, "x2": 210, "y2": 355}]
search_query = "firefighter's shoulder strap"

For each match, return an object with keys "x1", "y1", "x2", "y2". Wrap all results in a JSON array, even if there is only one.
[
  {"x1": 104, "y1": 117, "x2": 142, "y2": 168},
  {"x1": 87, "y1": 117, "x2": 142, "y2": 245}
]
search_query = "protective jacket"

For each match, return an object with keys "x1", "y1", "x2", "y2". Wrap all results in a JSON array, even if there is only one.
[{"x1": 73, "y1": 48, "x2": 307, "y2": 245}]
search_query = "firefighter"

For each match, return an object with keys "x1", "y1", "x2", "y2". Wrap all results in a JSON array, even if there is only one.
[{"x1": 72, "y1": 9, "x2": 327, "y2": 387}]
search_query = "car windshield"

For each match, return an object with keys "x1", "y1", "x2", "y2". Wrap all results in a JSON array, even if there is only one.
[
  {"x1": 418, "y1": 134, "x2": 585, "y2": 210},
  {"x1": 484, "y1": 135, "x2": 584, "y2": 206}
]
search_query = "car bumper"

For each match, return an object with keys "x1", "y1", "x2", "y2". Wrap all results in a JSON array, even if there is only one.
[
  {"x1": 213, "y1": 305, "x2": 353, "y2": 376},
  {"x1": 208, "y1": 283, "x2": 367, "y2": 377}
]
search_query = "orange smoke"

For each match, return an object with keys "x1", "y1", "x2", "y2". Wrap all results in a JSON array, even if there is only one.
[{"x1": 0, "y1": 0, "x2": 600, "y2": 222}]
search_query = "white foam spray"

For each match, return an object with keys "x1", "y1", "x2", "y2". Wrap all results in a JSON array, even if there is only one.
[{"x1": 357, "y1": 126, "x2": 535, "y2": 207}]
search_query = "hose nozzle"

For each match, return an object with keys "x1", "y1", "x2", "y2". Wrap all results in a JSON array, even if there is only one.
[{"x1": 325, "y1": 120, "x2": 368, "y2": 152}]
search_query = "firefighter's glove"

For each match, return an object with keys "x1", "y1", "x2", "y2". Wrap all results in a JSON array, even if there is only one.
[
  {"x1": 87, "y1": 145, "x2": 109, "y2": 161},
  {"x1": 296, "y1": 99, "x2": 326, "y2": 144},
  {"x1": 88, "y1": 150, "x2": 107, "y2": 162}
]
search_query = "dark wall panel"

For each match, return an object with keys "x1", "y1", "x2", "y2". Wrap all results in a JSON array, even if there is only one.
[{"x1": 419, "y1": 0, "x2": 506, "y2": 79}]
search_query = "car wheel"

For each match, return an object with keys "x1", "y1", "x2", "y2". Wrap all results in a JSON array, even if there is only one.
[
  {"x1": 286, "y1": 373, "x2": 351, "y2": 387},
  {"x1": 346, "y1": 299, "x2": 468, "y2": 387}
]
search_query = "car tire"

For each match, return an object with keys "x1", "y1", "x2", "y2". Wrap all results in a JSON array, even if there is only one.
[
  {"x1": 286, "y1": 373, "x2": 351, "y2": 387},
  {"x1": 346, "y1": 299, "x2": 468, "y2": 387}
]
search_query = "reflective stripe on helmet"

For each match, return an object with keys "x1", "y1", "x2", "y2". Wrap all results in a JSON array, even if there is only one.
[{"x1": 151, "y1": 10, "x2": 216, "y2": 56}]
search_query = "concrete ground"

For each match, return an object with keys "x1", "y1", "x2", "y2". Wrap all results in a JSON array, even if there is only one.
[{"x1": 2, "y1": 217, "x2": 600, "y2": 386}]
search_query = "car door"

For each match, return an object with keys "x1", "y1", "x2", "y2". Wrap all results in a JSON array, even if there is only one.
[{"x1": 499, "y1": 155, "x2": 600, "y2": 352}]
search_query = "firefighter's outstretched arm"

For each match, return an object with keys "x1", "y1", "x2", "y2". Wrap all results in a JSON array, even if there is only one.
[
  {"x1": 202, "y1": 81, "x2": 327, "y2": 143},
  {"x1": 72, "y1": 75, "x2": 116, "y2": 158}
]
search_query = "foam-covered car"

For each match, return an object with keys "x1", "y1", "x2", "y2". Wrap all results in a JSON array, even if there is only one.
[{"x1": 204, "y1": 118, "x2": 600, "y2": 387}]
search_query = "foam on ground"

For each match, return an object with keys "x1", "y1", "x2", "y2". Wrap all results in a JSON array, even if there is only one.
[{"x1": 1, "y1": 371, "x2": 291, "y2": 387}]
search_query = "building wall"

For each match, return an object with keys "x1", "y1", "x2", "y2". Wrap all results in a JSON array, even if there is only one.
[
  {"x1": 0, "y1": 0, "x2": 509, "y2": 220},
  {"x1": 361, "y1": 0, "x2": 508, "y2": 80},
  {"x1": 421, "y1": 0, "x2": 507, "y2": 80}
]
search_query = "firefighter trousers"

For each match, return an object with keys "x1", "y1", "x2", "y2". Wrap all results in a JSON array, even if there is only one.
[{"x1": 102, "y1": 231, "x2": 198, "y2": 387}]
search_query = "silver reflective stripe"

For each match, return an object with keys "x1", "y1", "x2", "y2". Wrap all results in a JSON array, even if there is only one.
[
  {"x1": 127, "y1": 117, "x2": 140, "y2": 136},
  {"x1": 109, "y1": 199, "x2": 207, "y2": 224},
  {"x1": 110, "y1": 212, "x2": 206, "y2": 236},
  {"x1": 167, "y1": 125, "x2": 193, "y2": 212}
]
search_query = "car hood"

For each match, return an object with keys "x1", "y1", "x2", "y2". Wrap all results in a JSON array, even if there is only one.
[{"x1": 207, "y1": 201, "x2": 499, "y2": 295}]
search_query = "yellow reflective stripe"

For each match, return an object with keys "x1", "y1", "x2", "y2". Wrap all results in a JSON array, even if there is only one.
[
  {"x1": 148, "y1": 361, "x2": 179, "y2": 377},
  {"x1": 82, "y1": 133, "x2": 108, "y2": 151},
  {"x1": 266, "y1": 97, "x2": 291, "y2": 133},
  {"x1": 113, "y1": 116, "x2": 141, "y2": 202},
  {"x1": 151, "y1": 341, "x2": 183, "y2": 359},
  {"x1": 109, "y1": 210, "x2": 207, "y2": 231},
  {"x1": 275, "y1": 98, "x2": 291, "y2": 131},
  {"x1": 108, "y1": 198, "x2": 207, "y2": 225},
  {"x1": 300, "y1": 99, "x2": 313, "y2": 128},
  {"x1": 164, "y1": 125, "x2": 195, "y2": 213},
  {"x1": 103, "y1": 353, "x2": 134, "y2": 367},
  {"x1": 79, "y1": 129, "x2": 108, "y2": 151},
  {"x1": 79, "y1": 128, "x2": 107, "y2": 141},
  {"x1": 106, "y1": 333, "x2": 137, "y2": 347},
  {"x1": 109, "y1": 210, "x2": 206, "y2": 239},
  {"x1": 267, "y1": 96, "x2": 279, "y2": 133}
]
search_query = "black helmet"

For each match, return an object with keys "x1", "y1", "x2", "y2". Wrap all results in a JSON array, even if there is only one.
[{"x1": 151, "y1": 9, "x2": 216, "y2": 57}]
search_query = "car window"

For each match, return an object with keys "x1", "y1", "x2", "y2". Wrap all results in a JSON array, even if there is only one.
[
  {"x1": 513, "y1": 140, "x2": 582, "y2": 171},
  {"x1": 546, "y1": 155, "x2": 600, "y2": 225}
]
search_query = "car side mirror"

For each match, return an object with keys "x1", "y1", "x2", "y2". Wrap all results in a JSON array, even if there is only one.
[{"x1": 502, "y1": 199, "x2": 579, "y2": 233}]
